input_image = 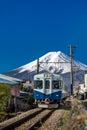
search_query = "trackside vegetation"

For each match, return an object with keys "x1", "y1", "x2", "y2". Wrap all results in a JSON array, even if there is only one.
[{"x1": 0, "y1": 83, "x2": 11, "y2": 121}]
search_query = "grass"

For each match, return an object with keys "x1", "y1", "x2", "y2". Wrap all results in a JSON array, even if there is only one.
[
  {"x1": 0, "y1": 111, "x2": 7, "y2": 122},
  {"x1": 58, "y1": 110, "x2": 70, "y2": 130}
]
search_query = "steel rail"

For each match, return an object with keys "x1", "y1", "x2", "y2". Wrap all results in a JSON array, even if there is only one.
[
  {"x1": 26, "y1": 109, "x2": 54, "y2": 130},
  {"x1": 0, "y1": 109, "x2": 44, "y2": 130}
]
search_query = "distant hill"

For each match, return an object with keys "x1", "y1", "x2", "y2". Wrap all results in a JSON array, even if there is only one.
[{"x1": 4, "y1": 51, "x2": 87, "y2": 90}]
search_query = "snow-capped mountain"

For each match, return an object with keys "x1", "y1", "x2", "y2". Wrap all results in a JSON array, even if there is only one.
[{"x1": 4, "y1": 51, "x2": 87, "y2": 88}]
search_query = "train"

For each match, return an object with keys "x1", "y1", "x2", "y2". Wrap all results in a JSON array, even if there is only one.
[{"x1": 33, "y1": 73, "x2": 68, "y2": 108}]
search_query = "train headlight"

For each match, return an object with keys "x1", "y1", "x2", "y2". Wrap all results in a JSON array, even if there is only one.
[
  {"x1": 36, "y1": 94, "x2": 40, "y2": 97},
  {"x1": 56, "y1": 95, "x2": 59, "y2": 96}
]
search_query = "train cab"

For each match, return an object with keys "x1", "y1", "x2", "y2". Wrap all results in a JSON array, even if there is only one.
[{"x1": 34, "y1": 73, "x2": 64, "y2": 108}]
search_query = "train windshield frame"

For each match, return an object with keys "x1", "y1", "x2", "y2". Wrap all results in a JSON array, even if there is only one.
[{"x1": 34, "y1": 80, "x2": 43, "y2": 89}]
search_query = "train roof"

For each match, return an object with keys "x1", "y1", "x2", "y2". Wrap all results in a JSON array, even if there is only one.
[{"x1": 0, "y1": 74, "x2": 23, "y2": 85}]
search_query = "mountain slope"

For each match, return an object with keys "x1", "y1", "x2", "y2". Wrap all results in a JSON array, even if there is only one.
[
  {"x1": 19, "y1": 51, "x2": 87, "y2": 73},
  {"x1": 4, "y1": 51, "x2": 87, "y2": 88}
]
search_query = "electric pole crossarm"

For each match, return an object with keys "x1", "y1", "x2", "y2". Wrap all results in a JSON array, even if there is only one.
[
  {"x1": 39, "y1": 62, "x2": 70, "y2": 63},
  {"x1": 37, "y1": 59, "x2": 70, "y2": 74}
]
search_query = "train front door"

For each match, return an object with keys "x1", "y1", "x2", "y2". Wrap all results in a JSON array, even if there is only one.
[{"x1": 44, "y1": 79, "x2": 51, "y2": 98}]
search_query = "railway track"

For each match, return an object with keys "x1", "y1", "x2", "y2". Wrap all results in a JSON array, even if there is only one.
[
  {"x1": 0, "y1": 108, "x2": 55, "y2": 130},
  {"x1": 38, "y1": 109, "x2": 65, "y2": 130},
  {"x1": 0, "y1": 108, "x2": 65, "y2": 130},
  {"x1": 0, "y1": 108, "x2": 43, "y2": 130},
  {"x1": 15, "y1": 109, "x2": 54, "y2": 130}
]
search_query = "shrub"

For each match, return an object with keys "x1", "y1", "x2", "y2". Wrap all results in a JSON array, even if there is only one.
[{"x1": 0, "y1": 83, "x2": 11, "y2": 112}]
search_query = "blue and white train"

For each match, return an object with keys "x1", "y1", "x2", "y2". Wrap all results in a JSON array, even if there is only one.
[{"x1": 34, "y1": 73, "x2": 68, "y2": 108}]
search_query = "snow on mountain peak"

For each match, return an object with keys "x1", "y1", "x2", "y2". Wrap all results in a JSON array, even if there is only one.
[
  {"x1": 17, "y1": 51, "x2": 87, "y2": 74},
  {"x1": 4, "y1": 51, "x2": 87, "y2": 88}
]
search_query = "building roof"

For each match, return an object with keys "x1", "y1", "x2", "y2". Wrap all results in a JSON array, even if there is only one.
[{"x1": 0, "y1": 74, "x2": 23, "y2": 85}]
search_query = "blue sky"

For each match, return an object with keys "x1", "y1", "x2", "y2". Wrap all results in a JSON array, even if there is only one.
[{"x1": 0, "y1": 0, "x2": 87, "y2": 73}]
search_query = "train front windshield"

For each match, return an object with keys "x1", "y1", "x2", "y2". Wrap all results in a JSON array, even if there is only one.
[
  {"x1": 34, "y1": 80, "x2": 50, "y2": 89},
  {"x1": 34, "y1": 80, "x2": 43, "y2": 89},
  {"x1": 52, "y1": 80, "x2": 62, "y2": 89}
]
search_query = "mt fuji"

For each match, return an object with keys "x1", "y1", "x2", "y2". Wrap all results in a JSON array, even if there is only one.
[{"x1": 4, "y1": 51, "x2": 87, "y2": 88}]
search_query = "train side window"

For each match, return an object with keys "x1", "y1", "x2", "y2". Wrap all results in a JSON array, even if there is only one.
[
  {"x1": 45, "y1": 80, "x2": 50, "y2": 89},
  {"x1": 52, "y1": 81, "x2": 60, "y2": 89},
  {"x1": 34, "y1": 80, "x2": 43, "y2": 89}
]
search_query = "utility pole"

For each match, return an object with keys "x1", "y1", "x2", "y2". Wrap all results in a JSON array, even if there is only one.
[
  {"x1": 70, "y1": 45, "x2": 73, "y2": 95},
  {"x1": 37, "y1": 59, "x2": 39, "y2": 74},
  {"x1": 69, "y1": 44, "x2": 77, "y2": 95}
]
